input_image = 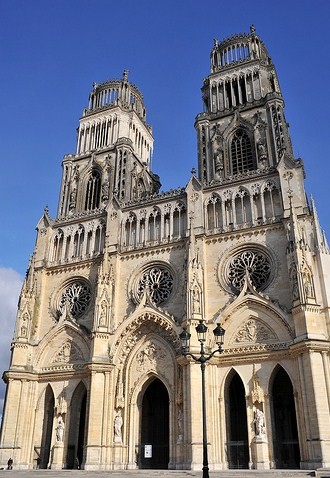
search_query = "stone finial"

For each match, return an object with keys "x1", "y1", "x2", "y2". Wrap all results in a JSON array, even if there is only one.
[
  {"x1": 123, "y1": 70, "x2": 129, "y2": 81},
  {"x1": 250, "y1": 24, "x2": 256, "y2": 34}
]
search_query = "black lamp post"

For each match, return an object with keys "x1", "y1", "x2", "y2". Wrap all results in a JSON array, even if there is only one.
[{"x1": 179, "y1": 320, "x2": 225, "y2": 478}]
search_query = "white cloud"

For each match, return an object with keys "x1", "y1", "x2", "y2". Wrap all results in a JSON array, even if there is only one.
[{"x1": 0, "y1": 267, "x2": 23, "y2": 420}]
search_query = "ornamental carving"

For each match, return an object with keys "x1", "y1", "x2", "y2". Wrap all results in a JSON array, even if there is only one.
[
  {"x1": 135, "y1": 342, "x2": 167, "y2": 372},
  {"x1": 136, "y1": 266, "x2": 174, "y2": 305},
  {"x1": 58, "y1": 281, "x2": 92, "y2": 318},
  {"x1": 233, "y1": 319, "x2": 275, "y2": 343},
  {"x1": 52, "y1": 341, "x2": 84, "y2": 364}
]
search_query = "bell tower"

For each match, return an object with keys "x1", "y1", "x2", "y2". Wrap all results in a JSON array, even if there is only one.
[
  {"x1": 58, "y1": 70, "x2": 160, "y2": 218},
  {"x1": 195, "y1": 25, "x2": 293, "y2": 184}
]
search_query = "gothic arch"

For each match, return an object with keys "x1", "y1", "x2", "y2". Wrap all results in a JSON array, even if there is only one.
[
  {"x1": 50, "y1": 229, "x2": 64, "y2": 262},
  {"x1": 218, "y1": 293, "x2": 294, "y2": 353},
  {"x1": 33, "y1": 384, "x2": 55, "y2": 469},
  {"x1": 268, "y1": 365, "x2": 300, "y2": 468},
  {"x1": 224, "y1": 369, "x2": 249, "y2": 469},
  {"x1": 35, "y1": 323, "x2": 90, "y2": 370},
  {"x1": 111, "y1": 310, "x2": 178, "y2": 470},
  {"x1": 111, "y1": 309, "x2": 179, "y2": 367},
  {"x1": 268, "y1": 363, "x2": 297, "y2": 395},
  {"x1": 205, "y1": 193, "x2": 222, "y2": 230},
  {"x1": 124, "y1": 212, "x2": 137, "y2": 247},
  {"x1": 221, "y1": 112, "x2": 255, "y2": 176},
  {"x1": 66, "y1": 381, "x2": 88, "y2": 469},
  {"x1": 147, "y1": 207, "x2": 161, "y2": 242},
  {"x1": 233, "y1": 186, "x2": 252, "y2": 226},
  {"x1": 229, "y1": 128, "x2": 255, "y2": 175}
]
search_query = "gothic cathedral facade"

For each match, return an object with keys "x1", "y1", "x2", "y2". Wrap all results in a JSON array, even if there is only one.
[{"x1": 1, "y1": 26, "x2": 330, "y2": 471}]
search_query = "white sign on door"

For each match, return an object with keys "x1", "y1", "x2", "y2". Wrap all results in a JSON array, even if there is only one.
[{"x1": 144, "y1": 444, "x2": 152, "y2": 458}]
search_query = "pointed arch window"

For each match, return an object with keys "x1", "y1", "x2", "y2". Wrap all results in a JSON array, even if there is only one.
[
  {"x1": 230, "y1": 129, "x2": 254, "y2": 175},
  {"x1": 85, "y1": 170, "x2": 101, "y2": 211}
]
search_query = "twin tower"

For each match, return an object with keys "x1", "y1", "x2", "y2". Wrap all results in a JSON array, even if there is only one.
[{"x1": 1, "y1": 26, "x2": 330, "y2": 472}]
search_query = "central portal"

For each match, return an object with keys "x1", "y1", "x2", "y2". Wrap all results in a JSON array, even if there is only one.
[{"x1": 140, "y1": 378, "x2": 169, "y2": 469}]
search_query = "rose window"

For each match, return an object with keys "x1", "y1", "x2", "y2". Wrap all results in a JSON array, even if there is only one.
[
  {"x1": 227, "y1": 250, "x2": 271, "y2": 292},
  {"x1": 136, "y1": 266, "x2": 174, "y2": 305},
  {"x1": 58, "y1": 281, "x2": 92, "y2": 318}
]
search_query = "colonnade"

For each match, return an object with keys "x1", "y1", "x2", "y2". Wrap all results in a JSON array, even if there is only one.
[
  {"x1": 210, "y1": 69, "x2": 262, "y2": 112},
  {"x1": 205, "y1": 182, "x2": 282, "y2": 231},
  {"x1": 123, "y1": 203, "x2": 187, "y2": 248},
  {"x1": 50, "y1": 222, "x2": 106, "y2": 264},
  {"x1": 76, "y1": 117, "x2": 120, "y2": 154},
  {"x1": 76, "y1": 117, "x2": 151, "y2": 165},
  {"x1": 88, "y1": 87, "x2": 120, "y2": 109}
]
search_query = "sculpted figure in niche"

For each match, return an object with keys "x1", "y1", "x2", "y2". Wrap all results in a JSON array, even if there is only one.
[
  {"x1": 192, "y1": 285, "x2": 201, "y2": 314},
  {"x1": 101, "y1": 181, "x2": 109, "y2": 201},
  {"x1": 99, "y1": 300, "x2": 107, "y2": 327},
  {"x1": 254, "y1": 408, "x2": 265, "y2": 436},
  {"x1": 303, "y1": 272, "x2": 315, "y2": 299},
  {"x1": 257, "y1": 140, "x2": 268, "y2": 167},
  {"x1": 290, "y1": 265, "x2": 299, "y2": 300},
  {"x1": 69, "y1": 189, "x2": 77, "y2": 210},
  {"x1": 114, "y1": 409, "x2": 123, "y2": 441},
  {"x1": 214, "y1": 150, "x2": 224, "y2": 180},
  {"x1": 56, "y1": 417, "x2": 65, "y2": 442}
]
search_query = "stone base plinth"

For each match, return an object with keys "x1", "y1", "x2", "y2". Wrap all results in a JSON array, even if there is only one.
[
  {"x1": 51, "y1": 442, "x2": 64, "y2": 470},
  {"x1": 253, "y1": 435, "x2": 270, "y2": 470}
]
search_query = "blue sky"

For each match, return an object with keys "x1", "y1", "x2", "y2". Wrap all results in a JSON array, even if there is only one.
[{"x1": 0, "y1": 0, "x2": 329, "y2": 414}]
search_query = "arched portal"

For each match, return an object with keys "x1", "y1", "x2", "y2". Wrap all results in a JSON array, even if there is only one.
[
  {"x1": 270, "y1": 367, "x2": 300, "y2": 468},
  {"x1": 40, "y1": 385, "x2": 55, "y2": 469},
  {"x1": 225, "y1": 372, "x2": 249, "y2": 469},
  {"x1": 140, "y1": 378, "x2": 169, "y2": 469},
  {"x1": 66, "y1": 382, "x2": 87, "y2": 469}
]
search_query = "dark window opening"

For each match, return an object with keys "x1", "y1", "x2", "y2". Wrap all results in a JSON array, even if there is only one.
[{"x1": 231, "y1": 130, "x2": 254, "y2": 175}]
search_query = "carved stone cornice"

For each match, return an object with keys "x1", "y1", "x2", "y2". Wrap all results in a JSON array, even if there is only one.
[
  {"x1": 291, "y1": 304, "x2": 321, "y2": 316},
  {"x1": 45, "y1": 260, "x2": 100, "y2": 275},
  {"x1": 205, "y1": 223, "x2": 283, "y2": 245},
  {"x1": 289, "y1": 339, "x2": 330, "y2": 357},
  {"x1": 120, "y1": 242, "x2": 185, "y2": 260}
]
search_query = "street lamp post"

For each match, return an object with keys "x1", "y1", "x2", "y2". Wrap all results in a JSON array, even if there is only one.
[{"x1": 179, "y1": 320, "x2": 225, "y2": 478}]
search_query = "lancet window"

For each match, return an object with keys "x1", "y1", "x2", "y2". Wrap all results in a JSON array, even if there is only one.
[
  {"x1": 73, "y1": 225, "x2": 85, "y2": 258},
  {"x1": 125, "y1": 214, "x2": 137, "y2": 247},
  {"x1": 52, "y1": 230, "x2": 64, "y2": 261},
  {"x1": 206, "y1": 195, "x2": 222, "y2": 230},
  {"x1": 235, "y1": 190, "x2": 251, "y2": 225},
  {"x1": 230, "y1": 129, "x2": 254, "y2": 175},
  {"x1": 173, "y1": 203, "x2": 186, "y2": 238},
  {"x1": 85, "y1": 170, "x2": 101, "y2": 211},
  {"x1": 148, "y1": 208, "x2": 161, "y2": 242}
]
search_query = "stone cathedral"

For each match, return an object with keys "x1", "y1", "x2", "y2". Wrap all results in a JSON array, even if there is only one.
[{"x1": 1, "y1": 26, "x2": 330, "y2": 472}]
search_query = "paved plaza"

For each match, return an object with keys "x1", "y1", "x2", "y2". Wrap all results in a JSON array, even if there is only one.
[{"x1": 0, "y1": 470, "x2": 318, "y2": 478}]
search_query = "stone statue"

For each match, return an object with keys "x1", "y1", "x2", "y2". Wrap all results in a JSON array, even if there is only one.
[
  {"x1": 56, "y1": 417, "x2": 64, "y2": 442},
  {"x1": 257, "y1": 140, "x2": 267, "y2": 161},
  {"x1": 192, "y1": 286, "x2": 201, "y2": 314},
  {"x1": 254, "y1": 408, "x2": 265, "y2": 436},
  {"x1": 214, "y1": 150, "x2": 224, "y2": 179},
  {"x1": 114, "y1": 410, "x2": 123, "y2": 441},
  {"x1": 69, "y1": 189, "x2": 77, "y2": 210}
]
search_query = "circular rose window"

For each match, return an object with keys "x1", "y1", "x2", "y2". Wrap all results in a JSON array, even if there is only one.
[
  {"x1": 58, "y1": 281, "x2": 92, "y2": 318},
  {"x1": 136, "y1": 266, "x2": 174, "y2": 305},
  {"x1": 226, "y1": 248, "x2": 272, "y2": 293}
]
